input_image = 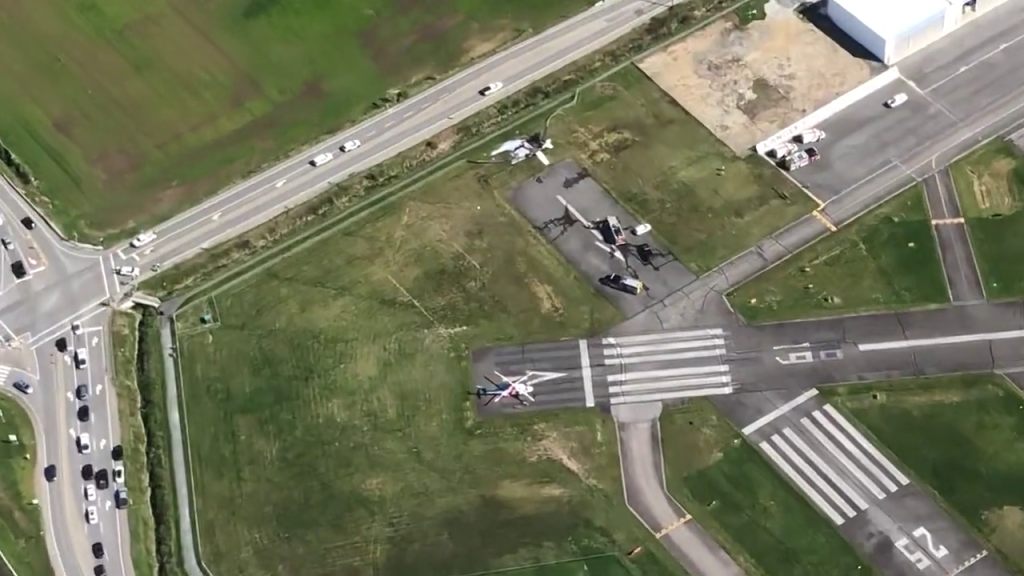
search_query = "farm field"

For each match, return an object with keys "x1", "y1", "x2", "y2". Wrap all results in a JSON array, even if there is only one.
[
  {"x1": 661, "y1": 401, "x2": 874, "y2": 576},
  {"x1": 171, "y1": 157, "x2": 693, "y2": 576},
  {"x1": 729, "y1": 185, "x2": 948, "y2": 323},
  {"x1": 0, "y1": 0, "x2": 591, "y2": 241},
  {"x1": 949, "y1": 140, "x2": 1024, "y2": 299},
  {"x1": 541, "y1": 65, "x2": 813, "y2": 273},
  {"x1": 824, "y1": 374, "x2": 1024, "y2": 573},
  {"x1": 0, "y1": 395, "x2": 52, "y2": 576}
]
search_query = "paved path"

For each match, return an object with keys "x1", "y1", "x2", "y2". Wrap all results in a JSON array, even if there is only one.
[{"x1": 923, "y1": 168, "x2": 985, "y2": 303}]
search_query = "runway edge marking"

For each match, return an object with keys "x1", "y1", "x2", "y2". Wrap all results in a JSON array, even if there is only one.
[{"x1": 741, "y1": 389, "x2": 819, "y2": 435}]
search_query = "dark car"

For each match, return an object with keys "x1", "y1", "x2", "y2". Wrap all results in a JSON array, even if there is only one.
[
  {"x1": 94, "y1": 565, "x2": 106, "y2": 576},
  {"x1": 81, "y1": 464, "x2": 94, "y2": 481},
  {"x1": 10, "y1": 260, "x2": 26, "y2": 279},
  {"x1": 12, "y1": 380, "x2": 32, "y2": 395},
  {"x1": 76, "y1": 384, "x2": 89, "y2": 401},
  {"x1": 92, "y1": 542, "x2": 105, "y2": 560},
  {"x1": 805, "y1": 146, "x2": 821, "y2": 162},
  {"x1": 1, "y1": 238, "x2": 11, "y2": 250},
  {"x1": 77, "y1": 405, "x2": 91, "y2": 423},
  {"x1": 20, "y1": 216, "x2": 35, "y2": 230},
  {"x1": 95, "y1": 469, "x2": 109, "y2": 490},
  {"x1": 56, "y1": 337, "x2": 68, "y2": 353},
  {"x1": 111, "y1": 445, "x2": 124, "y2": 461},
  {"x1": 114, "y1": 488, "x2": 129, "y2": 510},
  {"x1": 44, "y1": 465, "x2": 57, "y2": 483}
]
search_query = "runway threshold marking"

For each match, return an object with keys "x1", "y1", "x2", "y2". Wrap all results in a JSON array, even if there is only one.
[
  {"x1": 741, "y1": 389, "x2": 819, "y2": 435},
  {"x1": 654, "y1": 515, "x2": 691, "y2": 538},
  {"x1": 812, "y1": 210, "x2": 837, "y2": 232},
  {"x1": 579, "y1": 339, "x2": 595, "y2": 407},
  {"x1": 931, "y1": 217, "x2": 965, "y2": 225},
  {"x1": 950, "y1": 550, "x2": 988, "y2": 576}
]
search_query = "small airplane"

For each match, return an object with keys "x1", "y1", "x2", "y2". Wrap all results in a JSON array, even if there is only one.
[
  {"x1": 556, "y1": 196, "x2": 653, "y2": 264},
  {"x1": 473, "y1": 370, "x2": 566, "y2": 406},
  {"x1": 474, "y1": 127, "x2": 554, "y2": 167}
]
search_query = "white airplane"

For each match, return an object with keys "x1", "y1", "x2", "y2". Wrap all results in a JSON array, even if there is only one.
[
  {"x1": 487, "y1": 131, "x2": 554, "y2": 166},
  {"x1": 556, "y1": 195, "x2": 627, "y2": 263},
  {"x1": 475, "y1": 370, "x2": 566, "y2": 405}
]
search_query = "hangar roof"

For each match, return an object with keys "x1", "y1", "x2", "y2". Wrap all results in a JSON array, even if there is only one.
[{"x1": 831, "y1": 0, "x2": 950, "y2": 40}]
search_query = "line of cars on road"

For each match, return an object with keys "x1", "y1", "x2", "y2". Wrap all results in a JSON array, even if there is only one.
[{"x1": 3, "y1": 214, "x2": 39, "y2": 280}]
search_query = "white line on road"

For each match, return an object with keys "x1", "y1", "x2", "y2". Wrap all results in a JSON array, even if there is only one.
[
  {"x1": 579, "y1": 340, "x2": 595, "y2": 408},
  {"x1": 823, "y1": 404, "x2": 910, "y2": 486},
  {"x1": 802, "y1": 416, "x2": 886, "y2": 500},
  {"x1": 784, "y1": 427, "x2": 869, "y2": 512},
  {"x1": 605, "y1": 338, "x2": 726, "y2": 356},
  {"x1": 812, "y1": 409, "x2": 898, "y2": 494},
  {"x1": 741, "y1": 389, "x2": 819, "y2": 436},
  {"x1": 608, "y1": 374, "x2": 731, "y2": 395},
  {"x1": 606, "y1": 365, "x2": 728, "y2": 383},
  {"x1": 602, "y1": 329, "x2": 724, "y2": 345},
  {"x1": 275, "y1": 179, "x2": 287, "y2": 188},
  {"x1": 774, "y1": 432, "x2": 857, "y2": 519},
  {"x1": 857, "y1": 329, "x2": 1024, "y2": 351},
  {"x1": 608, "y1": 386, "x2": 733, "y2": 405},
  {"x1": 602, "y1": 348, "x2": 724, "y2": 365},
  {"x1": 761, "y1": 440, "x2": 845, "y2": 525}
]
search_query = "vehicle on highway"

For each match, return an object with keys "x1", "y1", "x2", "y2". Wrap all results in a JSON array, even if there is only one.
[
  {"x1": 44, "y1": 465, "x2": 57, "y2": 483},
  {"x1": 78, "y1": 405, "x2": 92, "y2": 422},
  {"x1": 56, "y1": 336, "x2": 68, "y2": 352},
  {"x1": 116, "y1": 266, "x2": 140, "y2": 278},
  {"x1": 75, "y1": 348, "x2": 89, "y2": 369},
  {"x1": 479, "y1": 82, "x2": 504, "y2": 96},
  {"x1": 112, "y1": 444, "x2": 124, "y2": 461},
  {"x1": 795, "y1": 128, "x2": 826, "y2": 144},
  {"x1": 0, "y1": 238, "x2": 11, "y2": 250},
  {"x1": 113, "y1": 464, "x2": 125, "y2": 484},
  {"x1": 81, "y1": 464, "x2": 94, "y2": 481},
  {"x1": 599, "y1": 274, "x2": 645, "y2": 295},
  {"x1": 340, "y1": 139, "x2": 361, "y2": 153},
  {"x1": 130, "y1": 231, "x2": 156, "y2": 248},
  {"x1": 84, "y1": 484, "x2": 96, "y2": 502},
  {"x1": 92, "y1": 542, "x2": 105, "y2": 560},
  {"x1": 72, "y1": 321, "x2": 83, "y2": 335},
  {"x1": 12, "y1": 380, "x2": 31, "y2": 395},
  {"x1": 94, "y1": 565, "x2": 106, "y2": 576},
  {"x1": 782, "y1": 147, "x2": 821, "y2": 171},
  {"x1": 95, "y1": 469, "x2": 109, "y2": 490},
  {"x1": 78, "y1": 433, "x2": 92, "y2": 454},
  {"x1": 886, "y1": 93, "x2": 908, "y2": 108},
  {"x1": 19, "y1": 216, "x2": 35, "y2": 230},
  {"x1": 10, "y1": 260, "x2": 26, "y2": 279},
  {"x1": 114, "y1": 488, "x2": 129, "y2": 509},
  {"x1": 86, "y1": 505, "x2": 98, "y2": 524},
  {"x1": 309, "y1": 152, "x2": 334, "y2": 167},
  {"x1": 77, "y1": 384, "x2": 90, "y2": 401}
]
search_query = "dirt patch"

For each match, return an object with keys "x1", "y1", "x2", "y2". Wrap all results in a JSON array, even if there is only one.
[
  {"x1": 92, "y1": 149, "x2": 143, "y2": 184},
  {"x1": 530, "y1": 429, "x2": 597, "y2": 487},
  {"x1": 568, "y1": 125, "x2": 639, "y2": 165},
  {"x1": 637, "y1": 7, "x2": 874, "y2": 154},
  {"x1": 462, "y1": 24, "x2": 520, "y2": 63},
  {"x1": 967, "y1": 158, "x2": 1018, "y2": 214},
  {"x1": 983, "y1": 506, "x2": 1024, "y2": 559},
  {"x1": 526, "y1": 278, "x2": 564, "y2": 316},
  {"x1": 51, "y1": 114, "x2": 77, "y2": 141}
]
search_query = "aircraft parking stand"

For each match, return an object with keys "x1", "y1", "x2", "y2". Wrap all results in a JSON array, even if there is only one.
[{"x1": 472, "y1": 328, "x2": 735, "y2": 415}]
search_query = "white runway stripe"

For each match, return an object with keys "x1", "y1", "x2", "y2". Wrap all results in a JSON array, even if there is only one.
[
  {"x1": 609, "y1": 386, "x2": 733, "y2": 404},
  {"x1": 784, "y1": 427, "x2": 869, "y2": 512},
  {"x1": 606, "y1": 365, "x2": 728, "y2": 383},
  {"x1": 605, "y1": 338, "x2": 726, "y2": 356},
  {"x1": 812, "y1": 410, "x2": 898, "y2": 493},
  {"x1": 801, "y1": 416, "x2": 886, "y2": 500},
  {"x1": 602, "y1": 348, "x2": 724, "y2": 365},
  {"x1": 579, "y1": 340, "x2": 595, "y2": 408},
  {"x1": 741, "y1": 389, "x2": 818, "y2": 435},
  {"x1": 822, "y1": 405, "x2": 910, "y2": 486},
  {"x1": 601, "y1": 329, "x2": 723, "y2": 345},
  {"x1": 761, "y1": 440, "x2": 845, "y2": 525},
  {"x1": 608, "y1": 374, "x2": 731, "y2": 395},
  {"x1": 0, "y1": 366, "x2": 9, "y2": 384},
  {"x1": 773, "y1": 433, "x2": 857, "y2": 519}
]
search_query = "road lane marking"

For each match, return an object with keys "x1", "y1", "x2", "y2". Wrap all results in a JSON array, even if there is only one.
[
  {"x1": 774, "y1": 432, "x2": 857, "y2": 519},
  {"x1": 783, "y1": 427, "x2": 868, "y2": 512},
  {"x1": 761, "y1": 439, "x2": 845, "y2": 525},
  {"x1": 275, "y1": 179, "x2": 287, "y2": 188},
  {"x1": 822, "y1": 405, "x2": 910, "y2": 486},
  {"x1": 812, "y1": 210, "x2": 837, "y2": 232},
  {"x1": 857, "y1": 329, "x2": 1024, "y2": 351},
  {"x1": 211, "y1": 212, "x2": 221, "y2": 221},
  {"x1": 812, "y1": 409, "x2": 899, "y2": 493},
  {"x1": 654, "y1": 515, "x2": 691, "y2": 538},
  {"x1": 802, "y1": 416, "x2": 886, "y2": 499},
  {"x1": 741, "y1": 389, "x2": 818, "y2": 435},
  {"x1": 578, "y1": 339, "x2": 595, "y2": 407}
]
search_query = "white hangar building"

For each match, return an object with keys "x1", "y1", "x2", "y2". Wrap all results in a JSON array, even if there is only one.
[{"x1": 827, "y1": 0, "x2": 1008, "y2": 64}]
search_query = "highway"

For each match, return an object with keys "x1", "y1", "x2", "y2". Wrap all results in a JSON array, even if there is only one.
[{"x1": 0, "y1": 1, "x2": 1023, "y2": 575}]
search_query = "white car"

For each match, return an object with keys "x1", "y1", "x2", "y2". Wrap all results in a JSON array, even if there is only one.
[
  {"x1": 71, "y1": 321, "x2": 83, "y2": 335},
  {"x1": 479, "y1": 82, "x2": 504, "y2": 96},
  {"x1": 309, "y1": 152, "x2": 334, "y2": 167},
  {"x1": 130, "y1": 231, "x2": 156, "y2": 248},
  {"x1": 113, "y1": 465, "x2": 125, "y2": 484},
  {"x1": 886, "y1": 93, "x2": 908, "y2": 108},
  {"x1": 84, "y1": 484, "x2": 96, "y2": 501},
  {"x1": 116, "y1": 266, "x2": 140, "y2": 278},
  {"x1": 86, "y1": 506, "x2": 98, "y2": 525},
  {"x1": 75, "y1": 348, "x2": 88, "y2": 370},
  {"x1": 78, "y1": 433, "x2": 91, "y2": 454},
  {"x1": 340, "y1": 140, "x2": 361, "y2": 153}
]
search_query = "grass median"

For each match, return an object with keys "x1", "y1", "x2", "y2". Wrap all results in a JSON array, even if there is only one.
[{"x1": 0, "y1": 394, "x2": 51, "y2": 576}]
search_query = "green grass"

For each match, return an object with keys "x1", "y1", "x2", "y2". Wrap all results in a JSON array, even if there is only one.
[
  {"x1": 0, "y1": 395, "x2": 52, "y2": 576},
  {"x1": 110, "y1": 312, "x2": 160, "y2": 576},
  {"x1": 950, "y1": 140, "x2": 1024, "y2": 299},
  {"x1": 0, "y1": 0, "x2": 591, "y2": 241},
  {"x1": 824, "y1": 374, "x2": 1024, "y2": 573},
  {"x1": 541, "y1": 65, "x2": 812, "y2": 273},
  {"x1": 661, "y1": 401, "x2": 874, "y2": 576},
  {"x1": 728, "y1": 184, "x2": 948, "y2": 323},
  {"x1": 479, "y1": 554, "x2": 632, "y2": 576},
  {"x1": 171, "y1": 155, "x2": 693, "y2": 576}
]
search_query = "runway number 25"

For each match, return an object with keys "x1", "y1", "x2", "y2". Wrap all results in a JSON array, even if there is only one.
[{"x1": 895, "y1": 527, "x2": 949, "y2": 570}]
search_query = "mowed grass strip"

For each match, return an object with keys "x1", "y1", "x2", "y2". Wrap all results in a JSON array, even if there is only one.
[
  {"x1": 0, "y1": 0, "x2": 591, "y2": 240},
  {"x1": 174, "y1": 164, "x2": 690, "y2": 576},
  {"x1": 661, "y1": 401, "x2": 874, "y2": 576},
  {"x1": 0, "y1": 395, "x2": 52, "y2": 576},
  {"x1": 729, "y1": 184, "x2": 948, "y2": 323},
  {"x1": 950, "y1": 140, "x2": 1024, "y2": 299},
  {"x1": 542, "y1": 65, "x2": 812, "y2": 273},
  {"x1": 824, "y1": 375, "x2": 1024, "y2": 572},
  {"x1": 477, "y1": 554, "x2": 633, "y2": 576}
]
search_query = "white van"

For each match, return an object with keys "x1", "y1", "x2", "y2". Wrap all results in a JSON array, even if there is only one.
[
  {"x1": 75, "y1": 348, "x2": 88, "y2": 370},
  {"x1": 309, "y1": 153, "x2": 334, "y2": 167}
]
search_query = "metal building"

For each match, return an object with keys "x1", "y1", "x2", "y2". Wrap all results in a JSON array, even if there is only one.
[{"x1": 827, "y1": 0, "x2": 1009, "y2": 65}]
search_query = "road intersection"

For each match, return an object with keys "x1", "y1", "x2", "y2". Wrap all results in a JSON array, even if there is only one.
[{"x1": 1, "y1": 1, "x2": 1024, "y2": 576}]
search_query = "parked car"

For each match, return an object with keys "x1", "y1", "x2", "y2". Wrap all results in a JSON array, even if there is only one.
[
  {"x1": 12, "y1": 380, "x2": 32, "y2": 394},
  {"x1": 886, "y1": 93, "x2": 908, "y2": 108},
  {"x1": 20, "y1": 217, "x2": 35, "y2": 230}
]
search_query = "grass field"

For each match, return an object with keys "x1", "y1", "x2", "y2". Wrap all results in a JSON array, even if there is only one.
[
  {"x1": 171, "y1": 156, "x2": 696, "y2": 575},
  {"x1": 0, "y1": 395, "x2": 51, "y2": 576},
  {"x1": 950, "y1": 140, "x2": 1024, "y2": 300},
  {"x1": 480, "y1": 554, "x2": 633, "y2": 576},
  {"x1": 0, "y1": 0, "x2": 591, "y2": 241},
  {"x1": 824, "y1": 374, "x2": 1024, "y2": 572},
  {"x1": 541, "y1": 65, "x2": 812, "y2": 273},
  {"x1": 661, "y1": 401, "x2": 874, "y2": 576},
  {"x1": 728, "y1": 185, "x2": 948, "y2": 323}
]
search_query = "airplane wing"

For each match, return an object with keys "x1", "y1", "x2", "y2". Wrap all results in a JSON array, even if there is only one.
[
  {"x1": 595, "y1": 241, "x2": 626, "y2": 262},
  {"x1": 491, "y1": 139, "x2": 525, "y2": 157},
  {"x1": 556, "y1": 195, "x2": 591, "y2": 227},
  {"x1": 535, "y1": 151, "x2": 550, "y2": 166}
]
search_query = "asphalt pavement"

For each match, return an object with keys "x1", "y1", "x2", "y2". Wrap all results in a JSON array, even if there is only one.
[{"x1": 923, "y1": 168, "x2": 985, "y2": 303}]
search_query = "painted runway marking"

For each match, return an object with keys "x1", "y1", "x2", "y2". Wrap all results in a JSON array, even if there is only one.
[
  {"x1": 654, "y1": 515, "x2": 691, "y2": 538},
  {"x1": 741, "y1": 389, "x2": 818, "y2": 435},
  {"x1": 761, "y1": 439, "x2": 846, "y2": 525},
  {"x1": 812, "y1": 210, "x2": 837, "y2": 232},
  {"x1": 950, "y1": 550, "x2": 988, "y2": 576},
  {"x1": 931, "y1": 217, "x2": 965, "y2": 225},
  {"x1": 578, "y1": 339, "x2": 595, "y2": 408},
  {"x1": 0, "y1": 366, "x2": 10, "y2": 384},
  {"x1": 858, "y1": 329, "x2": 1024, "y2": 351}
]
